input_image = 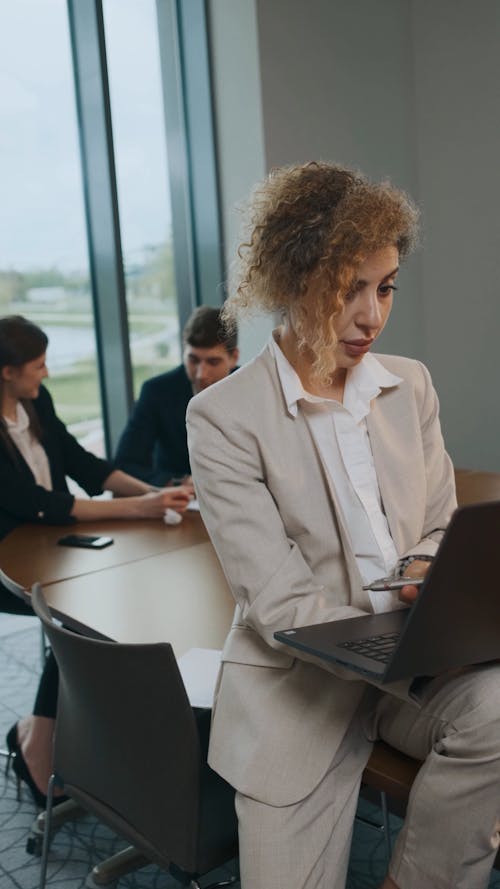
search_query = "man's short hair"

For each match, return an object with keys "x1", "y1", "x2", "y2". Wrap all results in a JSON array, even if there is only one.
[{"x1": 183, "y1": 306, "x2": 238, "y2": 352}]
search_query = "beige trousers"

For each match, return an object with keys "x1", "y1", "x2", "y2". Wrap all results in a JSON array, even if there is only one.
[{"x1": 236, "y1": 663, "x2": 500, "y2": 889}]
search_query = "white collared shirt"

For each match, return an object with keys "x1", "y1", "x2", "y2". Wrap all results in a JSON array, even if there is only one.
[
  {"x1": 270, "y1": 335, "x2": 404, "y2": 613},
  {"x1": 5, "y1": 403, "x2": 53, "y2": 491}
]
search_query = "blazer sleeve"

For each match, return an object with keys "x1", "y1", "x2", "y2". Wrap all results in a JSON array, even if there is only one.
[
  {"x1": 0, "y1": 445, "x2": 75, "y2": 527},
  {"x1": 187, "y1": 395, "x2": 368, "y2": 675},
  {"x1": 401, "y1": 360, "x2": 457, "y2": 559},
  {"x1": 113, "y1": 382, "x2": 170, "y2": 486},
  {"x1": 40, "y1": 390, "x2": 112, "y2": 496}
]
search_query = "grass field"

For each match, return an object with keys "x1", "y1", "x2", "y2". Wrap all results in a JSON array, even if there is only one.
[{"x1": 45, "y1": 358, "x2": 175, "y2": 426}]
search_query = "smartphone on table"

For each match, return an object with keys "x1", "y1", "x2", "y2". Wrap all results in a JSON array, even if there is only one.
[{"x1": 57, "y1": 534, "x2": 114, "y2": 549}]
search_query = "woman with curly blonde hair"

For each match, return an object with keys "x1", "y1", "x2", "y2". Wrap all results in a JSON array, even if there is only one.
[
  {"x1": 224, "y1": 161, "x2": 418, "y2": 388},
  {"x1": 187, "y1": 162, "x2": 500, "y2": 889}
]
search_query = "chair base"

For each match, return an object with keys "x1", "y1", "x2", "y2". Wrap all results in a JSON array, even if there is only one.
[
  {"x1": 89, "y1": 846, "x2": 238, "y2": 889},
  {"x1": 202, "y1": 878, "x2": 237, "y2": 889},
  {"x1": 88, "y1": 845, "x2": 149, "y2": 886},
  {"x1": 26, "y1": 799, "x2": 84, "y2": 856}
]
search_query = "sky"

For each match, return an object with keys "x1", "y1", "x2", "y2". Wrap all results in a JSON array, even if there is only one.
[{"x1": 0, "y1": 0, "x2": 172, "y2": 272}]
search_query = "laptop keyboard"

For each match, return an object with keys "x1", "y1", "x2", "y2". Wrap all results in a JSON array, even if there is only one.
[{"x1": 338, "y1": 632, "x2": 399, "y2": 663}]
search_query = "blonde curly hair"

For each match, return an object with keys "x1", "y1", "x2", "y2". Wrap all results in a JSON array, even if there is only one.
[{"x1": 223, "y1": 161, "x2": 419, "y2": 385}]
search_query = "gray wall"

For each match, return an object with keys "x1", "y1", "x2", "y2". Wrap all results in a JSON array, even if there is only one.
[
  {"x1": 255, "y1": 0, "x2": 422, "y2": 363},
  {"x1": 207, "y1": 0, "x2": 270, "y2": 362},
  {"x1": 412, "y1": 0, "x2": 500, "y2": 470},
  {"x1": 208, "y1": 0, "x2": 500, "y2": 470}
]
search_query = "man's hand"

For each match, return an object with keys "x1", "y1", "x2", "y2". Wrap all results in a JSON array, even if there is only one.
[{"x1": 170, "y1": 475, "x2": 195, "y2": 497}]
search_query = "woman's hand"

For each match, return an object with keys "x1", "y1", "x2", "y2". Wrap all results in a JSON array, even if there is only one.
[
  {"x1": 132, "y1": 485, "x2": 192, "y2": 519},
  {"x1": 162, "y1": 484, "x2": 193, "y2": 510},
  {"x1": 399, "y1": 559, "x2": 432, "y2": 604},
  {"x1": 71, "y1": 484, "x2": 193, "y2": 522},
  {"x1": 173, "y1": 476, "x2": 195, "y2": 498}
]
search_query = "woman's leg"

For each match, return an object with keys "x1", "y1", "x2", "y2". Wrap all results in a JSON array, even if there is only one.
[
  {"x1": 371, "y1": 664, "x2": 500, "y2": 889},
  {"x1": 16, "y1": 651, "x2": 63, "y2": 797},
  {"x1": 32, "y1": 649, "x2": 58, "y2": 718},
  {"x1": 0, "y1": 580, "x2": 63, "y2": 799},
  {"x1": 236, "y1": 712, "x2": 372, "y2": 889}
]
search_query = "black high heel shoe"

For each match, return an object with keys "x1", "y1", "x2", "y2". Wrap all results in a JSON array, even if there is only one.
[
  {"x1": 5, "y1": 724, "x2": 20, "y2": 780},
  {"x1": 5, "y1": 723, "x2": 67, "y2": 809}
]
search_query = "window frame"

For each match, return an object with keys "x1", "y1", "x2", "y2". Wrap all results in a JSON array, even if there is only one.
[{"x1": 67, "y1": 0, "x2": 222, "y2": 455}]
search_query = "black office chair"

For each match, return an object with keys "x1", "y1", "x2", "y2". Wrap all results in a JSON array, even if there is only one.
[
  {"x1": 30, "y1": 584, "x2": 238, "y2": 889},
  {"x1": 0, "y1": 566, "x2": 48, "y2": 665}
]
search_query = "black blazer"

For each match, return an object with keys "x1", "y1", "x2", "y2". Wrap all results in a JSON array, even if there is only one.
[
  {"x1": 113, "y1": 364, "x2": 193, "y2": 486},
  {"x1": 0, "y1": 386, "x2": 113, "y2": 541}
]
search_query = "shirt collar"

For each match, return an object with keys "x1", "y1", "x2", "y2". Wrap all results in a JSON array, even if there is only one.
[
  {"x1": 5, "y1": 402, "x2": 30, "y2": 432},
  {"x1": 270, "y1": 332, "x2": 402, "y2": 422},
  {"x1": 344, "y1": 352, "x2": 402, "y2": 422}
]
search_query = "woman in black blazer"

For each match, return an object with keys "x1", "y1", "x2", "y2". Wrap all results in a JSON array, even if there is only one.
[{"x1": 0, "y1": 315, "x2": 193, "y2": 806}]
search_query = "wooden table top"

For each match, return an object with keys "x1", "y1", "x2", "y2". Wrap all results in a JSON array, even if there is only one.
[
  {"x1": 0, "y1": 511, "x2": 235, "y2": 654},
  {"x1": 454, "y1": 468, "x2": 500, "y2": 506},
  {"x1": 0, "y1": 511, "x2": 208, "y2": 588},
  {"x1": 44, "y1": 540, "x2": 235, "y2": 656},
  {"x1": 1, "y1": 468, "x2": 498, "y2": 654}
]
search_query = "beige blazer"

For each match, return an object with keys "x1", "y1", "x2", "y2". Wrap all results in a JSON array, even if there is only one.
[{"x1": 186, "y1": 343, "x2": 457, "y2": 806}]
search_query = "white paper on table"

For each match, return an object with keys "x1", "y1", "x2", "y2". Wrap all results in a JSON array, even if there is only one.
[
  {"x1": 177, "y1": 647, "x2": 222, "y2": 708},
  {"x1": 187, "y1": 498, "x2": 200, "y2": 511}
]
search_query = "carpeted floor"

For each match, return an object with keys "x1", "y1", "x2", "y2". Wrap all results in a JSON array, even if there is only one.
[{"x1": 0, "y1": 613, "x2": 499, "y2": 889}]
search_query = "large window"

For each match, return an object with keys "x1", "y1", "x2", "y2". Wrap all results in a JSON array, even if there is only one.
[
  {"x1": 1, "y1": 0, "x2": 221, "y2": 457},
  {"x1": 0, "y1": 0, "x2": 103, "y2": 454},
  {"x1": 103, "y1": 0, "x2": 181, "y2": 397}
]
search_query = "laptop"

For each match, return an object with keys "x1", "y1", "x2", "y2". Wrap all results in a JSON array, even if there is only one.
[{"x1": 274, "y1": 501, "x2": 500, "y2": 683}]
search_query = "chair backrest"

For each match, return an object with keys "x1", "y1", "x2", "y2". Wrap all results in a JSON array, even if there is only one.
[{"x1": 31, "y1": 583, "x2": 206, "y2": 871}]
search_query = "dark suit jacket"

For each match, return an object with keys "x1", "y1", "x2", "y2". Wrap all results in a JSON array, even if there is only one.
[
  {"x1": 0, "y1": 385, "x2": 113, "y2": 541},
  {"x1": 113, "y1": 364, "x2": 193, "y2": 486}
]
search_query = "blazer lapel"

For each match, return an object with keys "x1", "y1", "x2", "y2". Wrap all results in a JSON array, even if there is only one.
[{"x1": 367, "y1": 383, "x2": 421, "y2": 555}]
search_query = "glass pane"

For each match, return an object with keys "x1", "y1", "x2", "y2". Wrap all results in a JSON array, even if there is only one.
[
  {"x1": 0, "y1": 0, "x2": 104, "y2": 456},
  {"x1": 103, "y1": 0, "x2": 181, "y2": 397}
]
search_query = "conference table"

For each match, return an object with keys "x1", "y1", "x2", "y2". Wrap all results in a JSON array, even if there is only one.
[
  {"x1": 453, "y1": 468, "x2": 500, "y2": 507},
  {"x1": 0, "y1": 511, "x2": 236, "y2": 658},
  {"x1": 0, "y1": 469, "x2": 498, "y2": 656}
]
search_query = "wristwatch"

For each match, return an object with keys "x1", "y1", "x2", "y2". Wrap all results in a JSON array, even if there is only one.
[{"x1": 397, "y1": 554, "x2": 434, "y2": 577}]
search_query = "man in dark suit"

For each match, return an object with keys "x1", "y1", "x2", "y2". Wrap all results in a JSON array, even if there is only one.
[{"x1": 114, "y1": 306, "x2": 239, "y2": 486}]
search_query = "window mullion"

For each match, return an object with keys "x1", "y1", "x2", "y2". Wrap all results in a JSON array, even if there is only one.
[{"x1": 67, "y1": 0, "x2": 133, "y2": 457}]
